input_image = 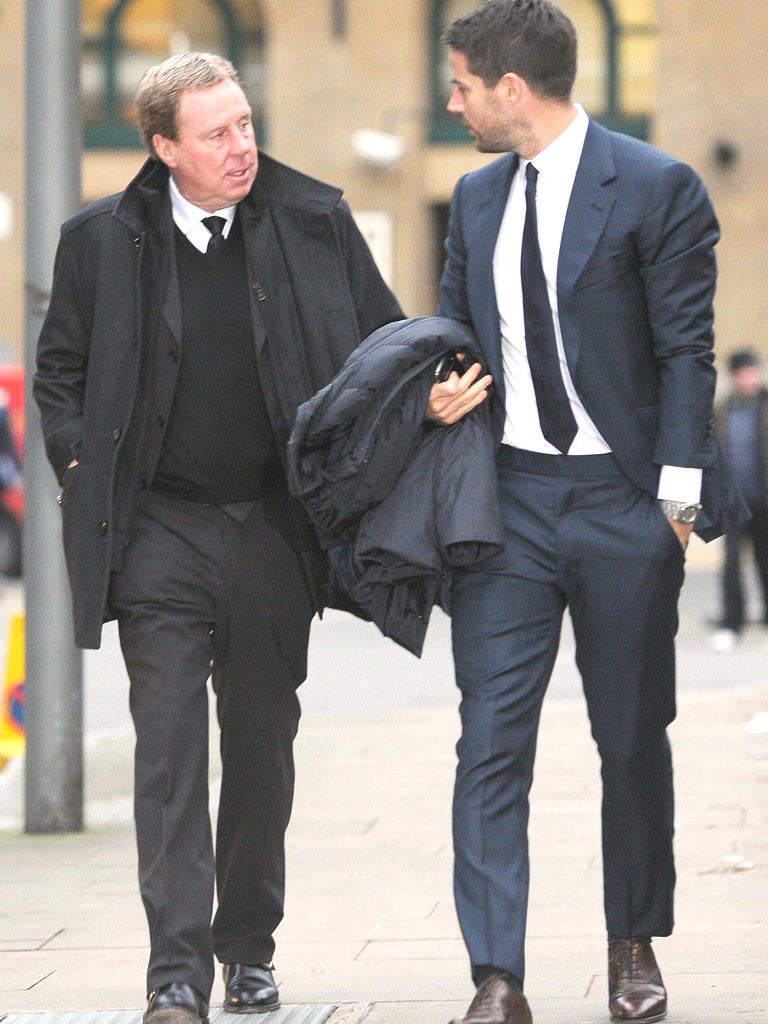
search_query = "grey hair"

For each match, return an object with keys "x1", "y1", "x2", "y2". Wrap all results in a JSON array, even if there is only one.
[{"x1": 135, "y1": 51, "x2": 242, "y2": 157}]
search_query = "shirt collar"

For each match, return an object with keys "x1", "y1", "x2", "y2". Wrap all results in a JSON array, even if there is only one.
[
  {"x1": 521, "y1": 103, "x2": 589, "y2": 184},
  {"x1": 168, "y1": 175, "x2": 237, "y2": 238}
]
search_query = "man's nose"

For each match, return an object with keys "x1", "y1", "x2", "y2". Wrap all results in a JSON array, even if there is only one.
[
  {"x1": 447, "y1": 89, "x2": 463, "y2": 114},
  {"x1": 228, "y1": 126, "x2": 250, "y2": 151}
]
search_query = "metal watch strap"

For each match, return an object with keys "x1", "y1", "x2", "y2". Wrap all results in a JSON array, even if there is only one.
[{"x1": 658, "y1": 499, "x2": 703, "y2": 525}]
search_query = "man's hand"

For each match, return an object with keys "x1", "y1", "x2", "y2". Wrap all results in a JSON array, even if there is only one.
[
  {"x1": 667, "y1": 519, "x2": 693, "y2": 550},
  {"x1": 426, "y1": 360, "x2": 493, "y2": 426}
]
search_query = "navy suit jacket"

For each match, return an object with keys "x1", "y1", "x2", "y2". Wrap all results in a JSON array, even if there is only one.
[{"x1": 438, "y1": 118, "x2": 746, "y2": 541}]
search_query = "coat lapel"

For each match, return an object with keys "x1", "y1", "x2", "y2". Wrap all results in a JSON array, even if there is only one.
[
  {"x1": 238, "y1": 198, "x2": 269, "y2": 359},
  {"x1": 161, "y1": 251, "x2": 182, "y2": 347}
]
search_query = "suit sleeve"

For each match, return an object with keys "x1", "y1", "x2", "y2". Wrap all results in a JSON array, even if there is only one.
[
  {"x1": 638, "y1": 159, "x2": 720, "y2": 469},
  {"x1": 437, "y1": 175, "x2": 471, "y2": 323}
]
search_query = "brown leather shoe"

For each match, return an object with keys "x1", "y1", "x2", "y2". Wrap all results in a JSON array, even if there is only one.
[
  {"x1": 608, "y1": 940, "x2": 667, "y2": 1022},
  {"x1": 450, "y1": 974, "x2": 533, "y2": 1024}
]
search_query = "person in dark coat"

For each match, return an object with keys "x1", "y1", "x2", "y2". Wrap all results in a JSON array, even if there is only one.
[
  {"x1": 423, "y1": 3, "x2": 747, "y2": 1024},
  {"x1": 712, "y1": 349, "x2": 768, "y2": 648},
  {"x1": 33, "y1": 52, "x2": 402, "y2": 1024}
]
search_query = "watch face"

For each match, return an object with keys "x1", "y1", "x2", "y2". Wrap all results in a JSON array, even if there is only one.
[{"x1": 677, "y1": 505, "x2": 702, "y2": 524}]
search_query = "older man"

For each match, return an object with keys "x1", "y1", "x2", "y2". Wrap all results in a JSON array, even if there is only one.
[{"x1": 35, "y1": 51, "x2": 402, "y2": 1024}]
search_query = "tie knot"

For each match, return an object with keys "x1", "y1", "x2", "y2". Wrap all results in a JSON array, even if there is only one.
[
  {"x1": 525, "y1": 162, "x2": 538, "y2": 185},
  {"x1": 203, "y1": 215, "x2": 226, "y2": 238}
]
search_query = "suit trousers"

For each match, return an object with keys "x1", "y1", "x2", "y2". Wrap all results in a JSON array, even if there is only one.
[
  {"x1": 449, "y1": 447, "x2": 684, "y2": 986},
  {"x1": 108, "y1": 490, "x2": 314, "y2": 999}
]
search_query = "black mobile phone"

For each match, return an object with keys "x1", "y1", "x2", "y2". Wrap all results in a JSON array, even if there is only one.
[{"x1": 434, "y1": 352, "x2": 466, "y2": 382}]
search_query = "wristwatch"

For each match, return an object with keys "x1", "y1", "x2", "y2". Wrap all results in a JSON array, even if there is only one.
[{"x1": 658, "y1": 499, "x2": 703, "y2": 525}]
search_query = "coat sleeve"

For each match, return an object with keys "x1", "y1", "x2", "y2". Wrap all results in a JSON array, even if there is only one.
[
  {"x1": 332, "y1": 199, "x2": 405, "y2": 337},
  {"x1": 33, "y1": 232, "x2": 89, "y2": 483}
]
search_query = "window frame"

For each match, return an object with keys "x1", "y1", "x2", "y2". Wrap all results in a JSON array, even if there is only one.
[{"x1": 84, "y1": 0, "x2": 242, "y2": 149}]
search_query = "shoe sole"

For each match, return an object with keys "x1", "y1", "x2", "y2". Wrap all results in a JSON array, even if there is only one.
[
  {"x1": 222, "y1": 1004, "x2": 281, "y2": 1015},
  {"x1": 611, "y1": 1013, "x2": 666, "y2": 1024},
  {"x1": 144, "y1": 1010, "x2": 209, "y2": 1024}
]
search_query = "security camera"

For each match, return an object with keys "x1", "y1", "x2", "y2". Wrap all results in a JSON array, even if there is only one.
[{"x1": 351, "y1": 129, "x2": 406, "y2": 170}]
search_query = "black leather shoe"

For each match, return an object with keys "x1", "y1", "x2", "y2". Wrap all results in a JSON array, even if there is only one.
[
  {"x1": 608, "y1": 940, "x2": 667, "y2": 1022},
  {"x1": 223, "y1": 963, "x2": 280, "y2": 1014},
  {"x1": 144, "y1": 982, "x2": 209, "y2": 1024}
]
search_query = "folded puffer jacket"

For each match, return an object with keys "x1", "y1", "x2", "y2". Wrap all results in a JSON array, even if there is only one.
[{"x1": 287, "y1": 316, "x2": 504, "y2": 656}]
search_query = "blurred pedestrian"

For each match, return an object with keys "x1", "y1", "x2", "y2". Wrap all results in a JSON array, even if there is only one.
[
  {"x1": 34, "y1": 51, "x2": 402, "y2": 1024},
  {"x1": 426, "y1": 2, "x2": 747, "y2": 1023},
  {"x1": 712, "y1": 349, "x2": 768, "y2": 650}
]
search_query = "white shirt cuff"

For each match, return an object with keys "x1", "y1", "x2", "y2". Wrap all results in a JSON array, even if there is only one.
[{"x1": 657, "y1": 465, "x2": 703, "y2": 504}]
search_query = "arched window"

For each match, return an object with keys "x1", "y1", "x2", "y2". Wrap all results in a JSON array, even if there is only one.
[
  {"x1": 430, "y1": 0, "x2": 655, "y2": 142},
  {"x1": 82, "y1": 0, "x2": 266, "y2": 148}
]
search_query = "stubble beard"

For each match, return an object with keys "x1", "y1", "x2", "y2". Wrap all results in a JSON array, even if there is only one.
[{"x1": 475, "y1": 114, "x2": 536, "y2": 157}]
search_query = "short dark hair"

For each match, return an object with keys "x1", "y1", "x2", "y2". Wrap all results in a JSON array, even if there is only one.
[
  {"x1": 443, "y1": 0, "x2": 577, "y2": 102},
  {"x1": 135, "y1": 52, "x2": 243, "y2": 157},
  {"x1": 729, "y1": 349, "x2": 760, "y2": 374}
]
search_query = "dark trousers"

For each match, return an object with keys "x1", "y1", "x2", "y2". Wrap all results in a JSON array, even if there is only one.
[
  {"x1": 109, "y1": 491, "x2": 314, "y2": 999},
  {"x1": 720, "y1": 507, "x2": 768, "y2": 631},
  {"x1": 449, "y1": 448, "x2": 684, "y2": 987}
]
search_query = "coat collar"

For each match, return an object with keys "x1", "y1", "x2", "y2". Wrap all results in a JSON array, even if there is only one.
[{"x1": 113, "y1": 151, "x2": 344, "y2": 236}]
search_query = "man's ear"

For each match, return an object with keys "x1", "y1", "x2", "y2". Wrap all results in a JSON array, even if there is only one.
[
  {"x1": 499, "y1": 72, "x2": 524, "y2": 104},
  {"x1": 153, "y1": 133, "x2": 175, "y2": 168}
]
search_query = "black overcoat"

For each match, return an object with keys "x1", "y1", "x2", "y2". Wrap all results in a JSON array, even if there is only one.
[{"x1": 34, "y1": 154, "x2": 403, "y2": 648}]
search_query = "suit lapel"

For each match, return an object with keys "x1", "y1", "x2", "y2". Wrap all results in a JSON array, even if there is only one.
[
  {"x1": 557, "y1": 120, "x2": 617, "y2": 369},
  {"x1": 467, "y1": 153, "x2": 517, "y2": 389}
]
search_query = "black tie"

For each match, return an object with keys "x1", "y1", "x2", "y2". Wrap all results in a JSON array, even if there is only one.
[
  {"x1": 521, "y1": 163, "x2": 577, "y2": 454},
  {"x1": 202, "y1": 215, "x2": 227, "y2": 255}
]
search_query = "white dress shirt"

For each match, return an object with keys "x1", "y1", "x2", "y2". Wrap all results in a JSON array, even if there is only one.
[
  {"x1": 168, "y1": 176, "x2": 236, "y2": 253},
  {"x1": 493, "y1": 103, "x2": 701, "y2": 503}
]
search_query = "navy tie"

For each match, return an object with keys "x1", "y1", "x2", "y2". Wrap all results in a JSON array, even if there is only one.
[
  {"x1": 202, "y1": 215, "x2": 227, "y2": 255},
  {"x1": 521, "y1": 163, "x2": 577, "y2": 454}
]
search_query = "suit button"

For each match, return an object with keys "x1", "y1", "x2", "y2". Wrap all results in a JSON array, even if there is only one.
[
  {"x1": 157, "y1": 413, "x2": 166, "y2": 427},
  {"x1": 98, "y1": 520, "x2": 108, "y2": 535},
  {"x1": 112, "y1": 427, "x2": 122, "y2": 442},
  {"x1": 169, "y1": 350, "x2": 179, "y2": 363},
  {"x1": 139, "y1": 478, "x2": 148, "y2": 491},
  {"x1": 253, "y1": 283, "x2": 267, "y2": 301}
]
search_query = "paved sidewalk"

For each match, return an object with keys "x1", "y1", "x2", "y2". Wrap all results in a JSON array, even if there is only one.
[{"x1": 1, "y1": 559, "x2": 766, "y2": 1024}]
